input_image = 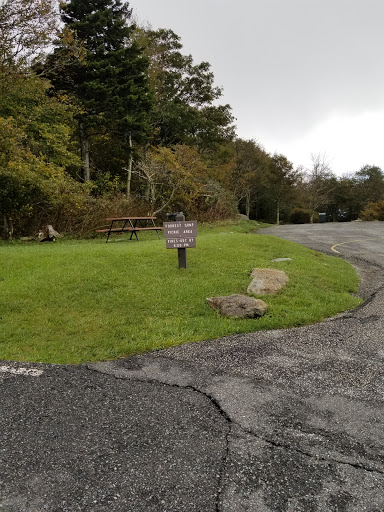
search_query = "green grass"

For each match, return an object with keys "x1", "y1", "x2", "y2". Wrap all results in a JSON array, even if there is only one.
[{"x1": 0, "y1": 220, "x2": 362, "y2": 364}]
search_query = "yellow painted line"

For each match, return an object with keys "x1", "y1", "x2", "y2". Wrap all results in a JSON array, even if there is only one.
[{"x1": 331, "y1": 238, "x2": 378, "y2": 254}]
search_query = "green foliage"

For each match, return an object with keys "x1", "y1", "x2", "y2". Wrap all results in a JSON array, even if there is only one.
[
  {"x1": 0, "y1": 74, "x2": 82, "y2": 238},
  {"x1": 141, "y1": 28, "x2": 235, "y2": 149},
  {"x1": 0, "y1": 0, "x2": 57, "y2": 73},
  {"x1": 0, "y1": 74, "x2": 80, "y2": 168},
  {"x1": 164, "y1": 145, "x2": 237, "y2": 220},
  {"x1": 355, "y1": 165, "x2": 384, "y2": 204},
  {"x1": 45, "y1": 0, "x2": 152, "y2": 180},
  {"x1": 264, "y1": 154, "x2": 298, "y2": 224},
  {"x1": 0, "y1": 117, "x2": 60, "y2": 236},
  {"x1": 289, "y1": 208, "x2": 311, "y2": 224},
  {"x1": 132, "y1": 145, "x2": 237, "y2": 220},
  {"x1": 231, "y1": 138, "x2": 271, "y2": 218},
  {"x1": 360, "y1": 200, "x2": 384, "y2": 221},
  {"x1": 0, "y1": 222, "x2": 361, "y2": 363},
  {"x1": 4, "y1": 0, "x2": 384, "y2": 235}
]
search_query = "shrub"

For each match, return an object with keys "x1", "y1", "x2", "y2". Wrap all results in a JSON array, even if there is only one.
[
  {"x1": 360, "y1": 201, "x2": 384, "y2": 221},
  {"x1": 48, "y1": 193, "x2": 147, "y2": 237},
  {"x1": 290, "y1": 208, "x2": 311, "y2": 224}
]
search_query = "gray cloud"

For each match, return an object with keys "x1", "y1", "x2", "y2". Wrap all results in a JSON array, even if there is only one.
[{"x1": 133, "y1": 0, "x2": 384, "y2": 166}]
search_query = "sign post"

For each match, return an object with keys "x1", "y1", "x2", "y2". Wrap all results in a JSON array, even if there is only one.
[
  {"x1": 178, "y1": 244, "x2": 187, "y2": 269},
  {"x1": 164, "y1": 214, "x2": 197, "y2": 269}
]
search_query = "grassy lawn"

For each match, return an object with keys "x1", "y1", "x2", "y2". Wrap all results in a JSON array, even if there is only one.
[{"x1": 0, "y1": 220, "x2": 362, "y2": 364}]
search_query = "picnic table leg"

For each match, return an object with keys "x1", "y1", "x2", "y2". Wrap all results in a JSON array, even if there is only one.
[
  {"x1": 106, "y1": 222, "x2": 114, "y2": 243},
  {"x1": 129, "y1": 219, "x2": 140, "y2": 241},
  {"x1": 128, "y1": 231, "x2": 140, "y2": 241},
  {"x1": 151, "y1": 218, "x2": 161, "y2": 239}
]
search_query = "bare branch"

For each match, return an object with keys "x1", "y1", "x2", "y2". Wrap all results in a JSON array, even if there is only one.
[
  {"x1": 0, "y1": 0, "x2": 58, "y2": 72},
  {"x1": 152, "y1": 186, "x2": 176, "y2": 216}
]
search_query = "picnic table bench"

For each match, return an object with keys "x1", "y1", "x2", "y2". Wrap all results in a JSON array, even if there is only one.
[{"x1": 96, "y1": 216, "x2": 163, "y2": 243}]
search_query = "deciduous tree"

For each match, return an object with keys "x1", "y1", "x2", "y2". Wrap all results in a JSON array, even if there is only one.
[
  {"x1": 302, "y1": 153, "x2": 335, "y2": 223},
  {"x1": 0, "y1": 74, "x2": 82, "y2": 238},
  {"x1": 232, "y1": 139, "x2": 270, "y2": 219},
  {"x1": 266, "y1": 154, "x2": 298, "y2": 225},
  {"x1": 141, "y1": 28, "x2": 235, "y2": 150},
  {"x1": 355, "y1": 165, "x2": 384, "y2": 204},
  {"x1": 0, "y1": 0, "x2": 57, "y2": 73}
]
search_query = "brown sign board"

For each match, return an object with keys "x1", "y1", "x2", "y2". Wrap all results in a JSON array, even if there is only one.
[
  {"x1": 163, "y1": 220, "x2": 197, "y2": 239},
  {"x1": 166, "y1": 237, "x2": 196, "y2": 249}
]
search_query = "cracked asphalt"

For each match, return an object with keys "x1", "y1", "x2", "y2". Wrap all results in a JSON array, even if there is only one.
[{"x1": 1, "y1": 221, "x2": 384, "y2": 511}]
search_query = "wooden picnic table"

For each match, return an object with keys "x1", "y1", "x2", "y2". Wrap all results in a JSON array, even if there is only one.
[{"x1": 96, "y1": 216, "x2": 163, "y2": 243}]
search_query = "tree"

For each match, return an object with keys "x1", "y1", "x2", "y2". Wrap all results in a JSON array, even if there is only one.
[
  {"x1": 133, "y1": 146, "x2": 186, "y2": 216},
  {"x1": 232, "y1": 139, "x2": 269, "y2": 219},
  {"x1": 141, "y1": 28, "x2": 235, "y2": 150},
  {"x1": 0, "y1": 74, "x2": 82, "y2": 238},
  {"x1": 0, "y1": 115, "x2": 80, "y2": 239},
  {"x1": 0, "y1": 74, "x2": 80, "y2": 167},
  {"x1": 0, "y1": 0, "x2": 57, "y2": 74},
  {"x1": 266, "y1": 154, "x2": 298, "y2": 225},
  {"x1": 325, "y1": 174, "x2": 359, "y2": 221},
  {"x1": 45, "y1": 0, "x2": 152, "y2": 182},
  {"x1": 355, "y1": 165, "x2": 384, "y2": 205},
  {"x1": 302, "y1": 153, "x2": 335, "y2": 223}
]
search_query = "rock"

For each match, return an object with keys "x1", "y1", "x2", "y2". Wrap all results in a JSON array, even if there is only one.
[
  {"x1": 238, "y1": 214, "x2": 249, "y2": 220},
  {"x1": 271, "y1": 258, "x2": 292, "y2": 262},
  {"x1": 247, "y1": 268, "x2": 289, "y2": 295},
  {"x1": 37, "y1": 225, "x2": 62, "y2": 242},
  {"x1": 207, "y1": 294, "x2": 268, "y2": 319}
]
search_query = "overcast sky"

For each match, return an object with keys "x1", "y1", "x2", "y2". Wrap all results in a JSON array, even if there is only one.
[{"x1": 132, "y1": 0, "x2": 384, "y2": 175}]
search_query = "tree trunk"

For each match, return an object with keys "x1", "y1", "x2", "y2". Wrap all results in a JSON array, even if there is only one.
[
  {"x1": 79, "y1": 122, "x2": 90, "y2": 181},
  {"x1": 245, "y1": 190, "x2": 250, "y2": 218},
  {"x1": 145, "y1": 182, "x2": 151, "y2": 201},
  {"x1": 2, "y1": 214, "x2": 11, "y2": 239},
  {"x1": 126, "y1": 132, "x2": 132, "y2": 199},
  {"x1": 276, "y1": 199, "x2": 280, "y2": 225},
  {"x1": 150, "y1": 182, "x2": 156, "y2": 208}
]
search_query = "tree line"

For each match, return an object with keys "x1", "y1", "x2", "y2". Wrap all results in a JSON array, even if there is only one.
[{"x1": 1, "y1": 0, "x2": 384, "y2": 239}]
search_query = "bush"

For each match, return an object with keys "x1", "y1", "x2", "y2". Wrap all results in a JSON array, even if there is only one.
[
  {"x1": 290, "y1": 208, "x2": 311, "y2": 224},
  {"x1": 360, "y1": 201, "x2": 384, "y2": 221},
  {"x1": 44, "y1": 192, "x2": 148, "y2": 238}
]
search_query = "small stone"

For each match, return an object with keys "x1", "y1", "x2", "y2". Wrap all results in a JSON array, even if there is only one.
[
  {"x1": 248, "y1": 268, "x2": 289, "y2": 295},
  {"x1": 271, "y1": 258, "x2": 292, "y2": 262},
  {"x1": 207, "y1": 294, "x2": 268, "y2": 319}
]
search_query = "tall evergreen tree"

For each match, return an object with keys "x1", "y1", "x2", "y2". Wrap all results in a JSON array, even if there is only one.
[{"x1": 46, "y1": 0, "x2": 152, "y2": 182}]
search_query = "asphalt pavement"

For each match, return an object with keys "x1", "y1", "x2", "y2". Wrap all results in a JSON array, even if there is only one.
[{"x1": 1, "y1": 221, "x2": 384, "y2": 512}]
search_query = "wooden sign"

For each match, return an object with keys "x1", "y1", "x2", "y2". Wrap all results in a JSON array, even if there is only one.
[
  {"x1": 166, "y1": 237, "x2": 196, "y2": 249},
  {"x1": 163, "y1": 219, "x2": 198, "y2": 268},
  {"x1": 163, "y1": 221, "x2": 197, "y2": 239}
]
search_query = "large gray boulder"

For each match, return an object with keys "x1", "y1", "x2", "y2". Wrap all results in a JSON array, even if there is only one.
[
  {"x1": 207, "y1": 294, "x2": 268, "y2": 319},
  {"x1": 247, "y1": 268, "x2": 289, "y2": 295}
]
